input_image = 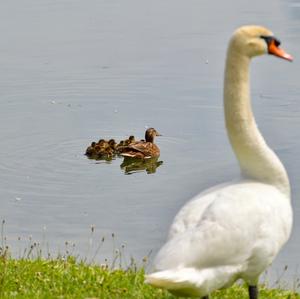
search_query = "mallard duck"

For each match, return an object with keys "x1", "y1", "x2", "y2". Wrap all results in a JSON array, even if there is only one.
[{"x1": 120, "y1": 128, "x2": 161, "y2": 159}]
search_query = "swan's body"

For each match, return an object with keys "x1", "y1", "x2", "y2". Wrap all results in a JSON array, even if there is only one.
[{"x1": 145, "y1": 26, "x2": 293, "y2": 298}]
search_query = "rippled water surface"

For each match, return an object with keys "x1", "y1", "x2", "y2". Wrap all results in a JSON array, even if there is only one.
[{"x1": 0, "y1": 0, "x2": 300, "y2": 284}]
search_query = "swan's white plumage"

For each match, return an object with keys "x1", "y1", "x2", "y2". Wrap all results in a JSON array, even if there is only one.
[
  {"x1": 154, "y1": 183, "x2": 291, "y2": 281},
  {"x1": 145, "y1": 25, "x2": 293, "y2": 297}
]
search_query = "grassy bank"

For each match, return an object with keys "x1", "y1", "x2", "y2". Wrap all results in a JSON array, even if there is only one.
[
  {"x1": 0, "y1": 254, "x2": 299, "y2": 299},
  {"x1": 0, "y1": 223, "x2": 298, "y2": 298}
]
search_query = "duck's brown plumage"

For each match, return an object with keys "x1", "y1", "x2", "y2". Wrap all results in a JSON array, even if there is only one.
[{"x1": 121, "y1": 128, "x2": 161, "y2": 159}]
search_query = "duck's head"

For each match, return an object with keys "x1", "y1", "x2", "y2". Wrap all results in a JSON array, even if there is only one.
[
  {"x1": 229, "y1": 25, "x2": 293, "y2": 61},
  {"x1": 108, "y1": 139, "x2": 116, "y2": 146},
  {"x1": 98, "y1": 139, "x2": 106, "y2": 146},
  {"x1": 145, "y1": 128, "x2": 161, "y2": 143},
  {"x1": 129, "y1": 135, "x2": 135, "y2": 143}
]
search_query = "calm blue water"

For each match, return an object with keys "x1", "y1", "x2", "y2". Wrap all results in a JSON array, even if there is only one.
[{"x1": 0, "y1": 0, "x2": 299, "y2": 286}]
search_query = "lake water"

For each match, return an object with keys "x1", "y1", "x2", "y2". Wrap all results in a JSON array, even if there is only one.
[{"x1": 0, "y1": 0, "x2": 299, "y2": 287}]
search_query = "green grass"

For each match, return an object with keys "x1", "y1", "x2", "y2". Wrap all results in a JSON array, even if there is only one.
[
  {"x1": 0, "y1": 221, "x2": 299, "y2": 299},
  {"x1": 0, "y1": 253, "x2": 299, "y2": 299}
]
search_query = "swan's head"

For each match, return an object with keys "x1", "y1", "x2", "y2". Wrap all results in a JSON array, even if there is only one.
[{"x1": 230, "y1": 25, "x2": 293, "y2": 61}]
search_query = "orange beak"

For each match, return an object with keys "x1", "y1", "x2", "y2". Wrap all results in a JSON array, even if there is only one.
[{"x1": 268, "y1": 39, "x2": 293, "y2": 61}]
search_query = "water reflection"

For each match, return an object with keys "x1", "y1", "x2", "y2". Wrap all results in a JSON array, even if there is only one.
[
  {"x1": 120, "y1": 157, "x2": 163, "y2": 175},
  {"x1": 85, "y1": 141, "x2": 163, "y2": 174}
]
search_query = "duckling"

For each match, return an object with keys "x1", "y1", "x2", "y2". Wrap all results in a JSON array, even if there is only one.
[
  {"x1": 108, "y1": 139, "x2": 117, "y2": 151},
  {"x1": 124, "y1": 135, "x2": 135, "y2": 146},
  {"x1": 120, "y1": 128, "x2": 161, "y2": 159},
  {"x1": 117, "y1": 140, "x2": 125, "y2": 147},
  {"x1": 85, "y1": 141, "x2": 96, "y2": 156},
  {"x1": 97, "y1": 139, "x2": 109, "y2": 149},
  {"x1": 116, "y1": 136, "x2": 135, "y2": 154},
  {"x1": 104, "y1": 146, "x2": 115, "y2": 160},
  {"x1": 86, "y1": 137, "x2": 118, "y2": 160},
  {"x1": 116, "y1": 140, "x2": 126, "y2": 154},
  {"x1": 94, "y1": 144, "x2": 103, "y2": 155},
  {"x1": 94, "y1": 147, "x2": 111, "y2": 160}
]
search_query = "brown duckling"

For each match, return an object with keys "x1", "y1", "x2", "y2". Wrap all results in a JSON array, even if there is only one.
[
  {"x1": 85, "y1": 141, "x2": 97, "y2": 156},
  {"x1": 105, "y1": 146, "x2": 115, "y2": 159},
  {"x1": 120, "y1": 128, "x2": 161, "y2": 159},
  {"x1": 108, "y1": 139, "x2": 117, "y2": 150},
  {"x1": 124, "y1": 135, "x2": 135, "y2": 146},
  {"x1": 97, "y1": 139, "x2": 109, "y2": 149},
  {"x1": 116, "y1": 136, "x2": 135, "y2": 154},
  {"x1": 94, "y1": 144, "x2": 103, "y2": 154},
  {"x1": 117, "y1": 140, "x2": 125, "y2": 147},
  {"x1": 95, "y1": 146, "x2": 114, "y2": 160},
  {"x1": 86, "y1": 138, "x2": 117, "y2": 160},
  {"x1": 116, "y1": 140, "x2": 125, "y2": 154},
  {"x1": 98, "y1": 138, "x2": 106, "y2": 144}
]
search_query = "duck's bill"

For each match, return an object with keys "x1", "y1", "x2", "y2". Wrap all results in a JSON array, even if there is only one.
[{"x1": 269, "y1": 40, "x2": 293, "y2": 61}]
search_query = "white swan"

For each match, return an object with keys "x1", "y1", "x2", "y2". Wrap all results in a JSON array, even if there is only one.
[{"x1": 145, "y1": 26, "x2": 293, "y2": 299}]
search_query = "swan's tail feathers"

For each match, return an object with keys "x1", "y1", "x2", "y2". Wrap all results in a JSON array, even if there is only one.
[
  {"x1": 145, "y1": 268, "x2": 208, "y2": 297},
  {"x1": 145, "y1": 266, "x2": 241, "y2": 297}
]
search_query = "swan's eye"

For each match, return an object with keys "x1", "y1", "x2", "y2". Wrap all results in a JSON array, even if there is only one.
[
  {"x1": 274, "y1": 38, "x2": 281, "y2": 47},
  {"x1": 260, "y1": 35, "x2": 281, "y2": 47}
]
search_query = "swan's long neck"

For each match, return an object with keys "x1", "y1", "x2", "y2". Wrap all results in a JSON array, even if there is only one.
[{"x1": 224, "y1": 45, "x2": 290, "y2": 197}]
